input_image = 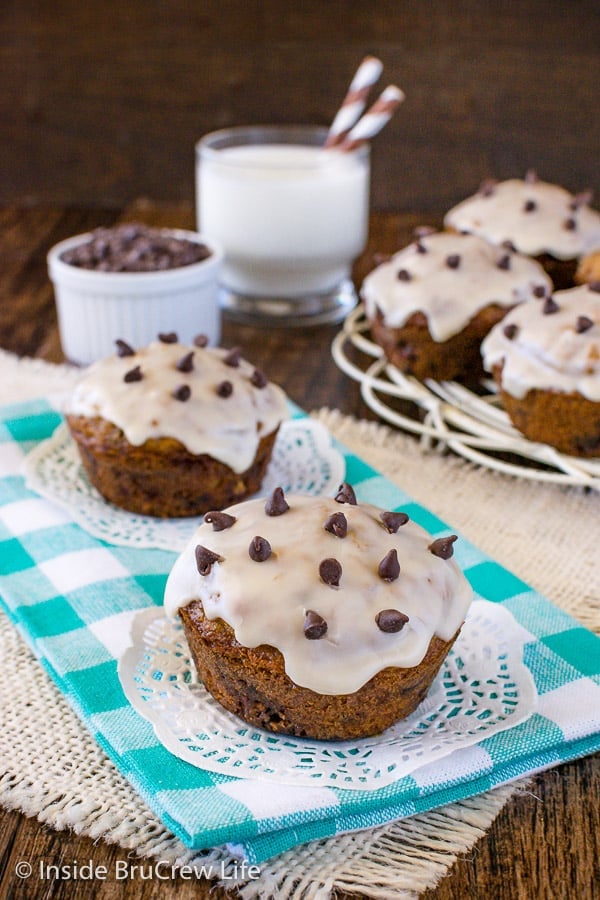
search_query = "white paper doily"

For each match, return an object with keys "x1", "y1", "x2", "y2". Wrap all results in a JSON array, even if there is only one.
[
  {"x1": 118, "y1": 600, "x2": 537, "y2": 790},
  {"x1": 331, "y1": 305, "x2": 600, "y2": 490},
  {"x1": 21, "y1": 418, "x2": 346, "y2": 552}
]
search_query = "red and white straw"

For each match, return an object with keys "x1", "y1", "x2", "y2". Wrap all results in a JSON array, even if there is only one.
[
  {"x1": 334, "y1": 84, "x2": 405, "y2": 152},
  {"x1": 324, "y1": 56, "x2": 384, "y2": 148}
]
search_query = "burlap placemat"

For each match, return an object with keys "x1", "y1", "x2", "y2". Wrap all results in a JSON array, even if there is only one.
[{"x1": 1, "y1": 349, "x2": 598, "y2": 899}]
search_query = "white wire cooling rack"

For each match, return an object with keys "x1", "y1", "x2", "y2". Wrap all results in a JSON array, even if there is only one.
[{"x1": 331, "y1": 305, "x2": 600, "y2": 490}]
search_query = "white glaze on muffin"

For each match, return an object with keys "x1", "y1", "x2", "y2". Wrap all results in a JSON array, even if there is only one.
[
  {"x1": 164, "y1": 491, "x2": 473, "y2": 695},
  {"x1": 481, "y1": 283, "x2": 600, "y2": 400},
  {"x1": 65, "y1": 337, "x2": 289, "y2": 472},
  {"x1": 444, "y1": 177, "x2": 600, "y2": 260},
  {"x1": 361, "y1": 231, "x2": 552, "y2": 341}
]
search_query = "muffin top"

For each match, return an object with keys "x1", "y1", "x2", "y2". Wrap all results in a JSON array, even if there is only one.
[
  {"x1": 66, "y1": 335, "x2": 289, "y2": 472},
  {"x1": 164, "y1": 488, "x2": 473, "y2": 695},
  {"x1": 444, "y1": 175, "x2": 600, "y2": 260},
  {"x1": 361, "y1": 230, "x2": 552, "y2": 341},
  {"x1": 481, "y1": 283, "x2": 600, "y2": 400}
]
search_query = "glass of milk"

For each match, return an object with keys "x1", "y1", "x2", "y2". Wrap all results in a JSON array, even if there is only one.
[{"x1": 196, "y1": 125, "x2": 370, "y2": 326}]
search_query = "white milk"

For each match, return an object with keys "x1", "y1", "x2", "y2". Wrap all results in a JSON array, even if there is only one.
[{"x1": 197, "y1": 143, "x2": 370, "y2": 297}]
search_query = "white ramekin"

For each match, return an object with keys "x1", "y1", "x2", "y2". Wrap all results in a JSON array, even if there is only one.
[{"x1": 48, "y1": 228, "x2": 224, "y2": 365}]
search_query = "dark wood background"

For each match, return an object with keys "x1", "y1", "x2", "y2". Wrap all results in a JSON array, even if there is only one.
[{"x1": 1, "y1": 1, "x2": 599, "y2": 216}]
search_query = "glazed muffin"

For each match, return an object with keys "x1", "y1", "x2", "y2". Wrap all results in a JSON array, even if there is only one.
[
  {"x1": 444, "y1": 173, "x2": 600, "y2": 290},
  {"x1": 65, "y1": 334, "x2": 289, "y2": 517},
  {"x1": 361, "y1": 230, "x2": 552, "y2": 383},
  {"x1": 481, "y1": 283, "x2": 600, "y2": 457},
  {"x1": 164, "y1": 484, "x2": 473, "y2": 741}
]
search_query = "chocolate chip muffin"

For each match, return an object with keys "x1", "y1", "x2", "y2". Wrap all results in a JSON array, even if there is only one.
[
  {"x1": 444, "y1": 173, "x2": 600, "y2": 291},
  {"x1": 482, "y1": 283, "x2": 600, "y2": 457},
  {"x1": 164, "y1": 485, "x2": 473, "y2": 740},
  {"x1": 361, "y1": 229, "x2": 552, "y2": 383},
  {"x1": 65, "y1": 334, "x2": 289, "y2": 517}
]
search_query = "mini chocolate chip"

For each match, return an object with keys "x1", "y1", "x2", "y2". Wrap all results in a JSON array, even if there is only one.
[
  {"x1": 378, "y1": 548, "x2": 400, "y2": 581},
  {"x1": 501, "y1": 239, "x2": 517, "y2": 252},
  {"x1": 335, "y1": 482, "x2": 357, "y2": 505},
  {"x1": 216, "y1": 380, "x2": 233, "y2": 397},
  {"x1": 195, "y1": 544, "x2": 221, "y2": 575},
  {"x1": 319, "y1": 557, "x2": 342, "y2": 587},
  {"x1": 304, "y1": 610, "x2": 327, "y2": 640},
  {"x1": 563, "y1": 217, "x2": 577, "y2": 231},
  {"x1": 533, "y1": 284, "x2": 547, "y2": 298},
  {"x1": 204, "y1": 510, "x2": 237, "y2": 531},
  {"x1": 115, "y1": 339, "x2": 135, "y2": 357},
  {"x1": 249, "y1": 535, "x2": 271, "y2": 562},
  {"x1": 415, "y1": 240, "x2": 428, "y2": 254},
  {"x1": 589, "y1": 282, "x2": 600, "y2": 293},
  {"x1": 158, "y1": 331, "x2": 178, "y2": 343},
  {"x1": 524, "y1": 168, "x2": 538, "y2": 183},
  {"x1": 446, "y1": 254, "x2": 461, "y2": 269},
  {"x1": 496, "y1": 254, "x2": 511, "y2": 271},
  {"x1": 479, "y1": 178, "x2": 497, "y2": 197},
  {"x1": 570, "y1": 189, "x2": 593, "y2": 209},
  {"x1": 265, "y1": 486, "x2": 289, "y2": 516},
  {"x1": 193, "y1": 334, "x2": 209, "y2": 347},
  {"x1": 376, "y1": 608, "x2": 409, "y2": 633},
  {"x1": 397, "y1": 268, "x2": 412, "y2": 281},
  {"x1": 176, "y1": 351, "x2": 195, "y2": 372},
  {"x1": 543, "y1": 296, "x2": 560, "y2": 315},
  {"x1": 124, "y1": 365, "x2": 143, "y2": 383},
  {"x1": 223, "y1": 346, "x2": 242, "y2": 367},
  {"x1": 523, "y1": 199, "x2": 537, "y2": 213},
  {"x1": 380, "y1": 510, "x2": 409, "y2": 533},
  {"x1": 251, "y1": 368, "x2": 267, "y2": 388},
  {"x1": 372, "y1": 252, "x2": 391, "y2": 267},
  {"x1": 576, "y1": 316, "x2": 594, "y2": 334},
  {"x1": 324, "y1": 512, "x2": 348, "y2": 538},
  {"x1": 173, "y1": 384, "x2": 191, "y2": 402},
  {"x1": 503, "y1": 323, "x2": 519, "y2": 340},
  {"x1": 429, "y1": 534, "x2": 458, "y2": 559},
  {"x1": 413, "y1": 225, "x2": 437, "y2": 239}
]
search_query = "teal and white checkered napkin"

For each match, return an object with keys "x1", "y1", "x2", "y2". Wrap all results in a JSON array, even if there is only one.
[{"x1": 1, "y1": 397, "x2": 600, "y2": 864}]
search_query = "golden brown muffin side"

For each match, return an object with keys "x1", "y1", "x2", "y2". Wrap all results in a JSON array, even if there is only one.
[
  {"x1": 67, "y1": 414, "x2": 279, "y2": 517},
  {"x1": 179, "y1": 599, "x2": 462, "y2": 741},
  {"x1": 491, "y1": 363, "x2": 600, "y2": 457},
  {"x1": 369, "y1": 303, "x2": 512, "y2": 384},
  {"x1": 575, "y1": 250, "x2": 600, "y2": 286}
]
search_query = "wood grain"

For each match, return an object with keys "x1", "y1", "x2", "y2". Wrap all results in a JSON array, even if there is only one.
[
  {"x1": 0, "y1": 203, "x2": 598, "y2": 900},
  {"x1": 1, "y1": 2, "x2": 599, "y2": 212}
]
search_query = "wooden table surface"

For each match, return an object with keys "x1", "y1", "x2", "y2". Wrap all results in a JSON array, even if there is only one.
[{"x1": 0, "y1": 203, "x2": 598, "y2": 900}]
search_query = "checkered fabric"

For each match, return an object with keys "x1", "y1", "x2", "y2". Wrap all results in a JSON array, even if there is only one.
[{"x1": 1, "y1": 398, "x2": 599, "y2": 864}]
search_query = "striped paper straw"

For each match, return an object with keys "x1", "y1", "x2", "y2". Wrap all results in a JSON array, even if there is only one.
[
  {"x1": 325, "y1": 56, "x2": 384, "y2": 148},
  {"x1": 335, "y1": 85, "x2": 405, "y2": 152}
]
